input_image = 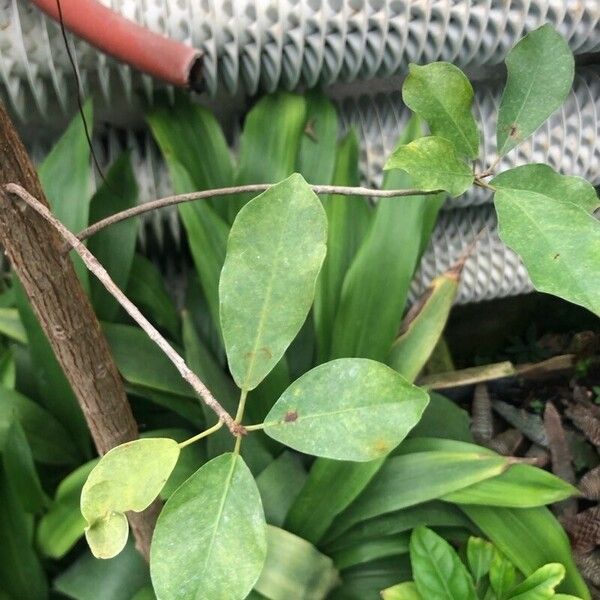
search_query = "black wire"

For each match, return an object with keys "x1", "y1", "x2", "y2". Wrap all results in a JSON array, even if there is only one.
[{"x1": 55, "y1": 0, "x2": 107, "y2": 184}]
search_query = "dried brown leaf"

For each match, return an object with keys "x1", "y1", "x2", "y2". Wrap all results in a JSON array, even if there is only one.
[
  {"x1": 566, "y1": 402, "x2": 600, "y2": 447},
  {"x1": 524, "y1": 443, "x2": 550, "y2": 468},
  {"x1": 471, "y1": 383, "x2": 493, "y2": 444},
  {"x1": 488, "y1": 429, "x2": 523, "y2": 456},
  {"x1": 492, "y1": 400, "x2": 549, "y2": 447},
  {"x1": 563, "y1": 506, "x2": 600, "y2": 555},
  {"x1": 580, "y1": 465, "x2": 600, "y2": 501}
]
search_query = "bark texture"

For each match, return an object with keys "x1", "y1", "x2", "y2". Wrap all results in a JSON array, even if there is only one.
[{"x1": 0, "y1": 101, "x2": 157, "y2": 560}]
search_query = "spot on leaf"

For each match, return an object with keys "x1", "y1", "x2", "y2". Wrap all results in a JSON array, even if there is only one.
[{"x1": 284, "y1": 410, "x2": 298, "y2": 423}]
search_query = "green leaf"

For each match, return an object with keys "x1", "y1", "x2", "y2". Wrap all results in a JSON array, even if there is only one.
[
  {"x1": 232, "y1": 92, "x2": 307, "y2": 219},
  {"x1": 88, "y1": 153, "x2": 138, "y2": 321},
  {"x1": 54, "y1": 540, "x2": 149, "y2": 600},
  {"x1": 256, "y1": 452, "x2": 307, "y2": 527},
  {"x1": 39, "y1": 100, "x2": 93, "y2": 287},
  {"x1": 285, "y1": 458, "x2": 385, "y2": 545},
  {"x1": 38, "y1": 460, "x2": 97, "y2": 558},
  {"x1": 262, "y1": 358, "x2": 428, "y2": 461},
  {"x1": 254, "y1": 526, "x2": 339, "y2": 600},
  {"x1": 382, "y1": 582, "x2": 423, "y2": 600},
  {"x1": 410, "y1": 526, "x2": 477, "y2": 600},
  {"x1": 497, "y1": 25, "x2": 574, "y2": 157},
  {"x1": 402, "y1": 62, "x2": 479, "y2": 158},
  {"x1": 506, "y1": 563, "x2": 565, "y2": 599},
  {"x1": 442, "y1": 464, "x2": 579, "y2": 507},
  {"x1": 489, "y1": 550, "x2": 518, "y2": 599},
  {"x1": 314, "y1": 131, "x2": 371, "y2": 361},
  {"x1": 219, "y1": 173, "x2": 327, "y2": 390},
  {"x1": 297, "y1": 90, "x2": 339, "y2": 184},
  {"x1": 326, "y1": 451, "x2": 509, "y2": 540},
  {"x1": 126, "y1": 255, "x2": 180, "y2": 340},
  {"x1": 385, "y1": 136, "x2": 473, "y2": 197},
  {"x1": 388, "y1": 270, "x2": 460, "y2": 382},
  {"x1": 408, "y1": 393, "x2": 473, "y2": 443},
  {"x1": 0, "y1": 307, "x2": 27, "y2": 343},
  {"x1": 330, "y1": 117, "x2": 445, "y2": 360},
  {"x1": 150, "y1": 453, "x2": 267, "y2": 600},
  {"x1": 461, "y1": 506, "x2": 589, "y2": 598},
  {"x1": 332, "y1": 533, "x2": 410, "y2": 570},
  {"x1": 0, "y1": 465, "x2": 48, "y2": 599},
  {"x1": 81, "y1": 438, "x2": 180, "y2": 558},
  {"x1": 493, "y1": 165, "x2": 600, "y2": 316},
  {"x1": 1, "y1": 418, "x2": 48, "y2": 514},
  {"x1": 0, "y1": 384, "x2": 79, "y2": 464},
  {"x1": 467, "y1": 537, "x2": 495, "y2": 584}
]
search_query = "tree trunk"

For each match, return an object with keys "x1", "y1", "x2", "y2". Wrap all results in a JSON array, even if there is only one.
[{"x1": 0, "y1": 101, "x2": 157, "y2": 560}]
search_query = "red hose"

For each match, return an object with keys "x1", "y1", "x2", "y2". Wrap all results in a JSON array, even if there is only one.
[{"x1": 30, "y1": 0, "x2": 202, "y2": 89}]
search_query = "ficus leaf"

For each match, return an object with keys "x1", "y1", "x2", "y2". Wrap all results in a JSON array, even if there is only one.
[
  {"x1": 489, "y1": 550, "x2": 518, "y2": 599},
  {"x1": 466, "y1": 537, "x2": 495, "y2": 584},
  {"x1": 150, "y1": 453, "x2": 267, "y2": 600},
  {"x1": 81, "y1": 438, "x2": 180, "y2": 559},
  {"x1": 385, "y1": 136, "x2": 473, "y2": 197},
  {"x1": 410, "y1": 526, "x2": 477, "y2": 600},
  {"x1": 262, "y1": 358, "x2": 429, "y2": 461},
  {"x1": 505, "y1": 563, "x2": 565, "y2": 599},
  {"x1": 402, "y1": 62, "x2": 480, "y2": 158},
  {"x1": 496, "y1": 25, "x2": 574, "y2": 157},
  {"x1": 492, "y1": 165, "x2": 600, "y2": 316},
  {"x1": 219, "y1": 173, "x2": 327, "y2": 391},
  {"x1": 381, "y1": 581, "x2": 423, "y2": 599}
]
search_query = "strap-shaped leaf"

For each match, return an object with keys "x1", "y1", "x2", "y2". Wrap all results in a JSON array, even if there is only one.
[
  {"x1": 220, "y1": 173, "x2": 327, "y2": 390},
  {"x1": 402, "y1": 62, "x2": 480, "y2": 158},
  {"x1": 497, "y1": 25, "x2": 574, "y2": 157},
  {"x1": 263, "y1": 358, "x2": 429, "y2": 461},
  {"x1": 150, "y1": 453, "x2": 266, "y2": 600},
  {"x1": 385, "y1": 136, "x2": 473, "y2": 197},
  {"x1": 81, "y1": 438, "x2": 180, "y2": 558},
  {"x1": 493, "y1": 165, "x2": 600, "y2": 316},
  {"x1": 410, "y1": 526, "x2": 477, "y2": 600}
]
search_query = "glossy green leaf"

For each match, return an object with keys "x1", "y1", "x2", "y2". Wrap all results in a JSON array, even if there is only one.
[
  {"x1": 461, "y1": 506, "x2": 589, "y2": 598},
  {"x1": 493, "y1": 165, "x2": 600, "y2": 316},
  {"x1": 410, "y1": 526, "x2": 477, "y2": 600},
  {"x1": 442, "y1": 463, "x2": 578, "y2": 507},
  {"x1": 324, "y1": 502, "x2": 471, "y2": 553},
  {"x1": 38, "y1": 460, "x2": 97, "y2": 558},
  {"x1": 467, "y1": 537, "x2": 495, "y2": 585},
  {"x1": 0, "y1": 384, "x2": 78, "y2": 464},
  {"x1": 0, "y1": 350, "x2": 16, "y2": 389},
  {"x1": 88, "y1": 153, "x2": 138, "y2": 321},
  {"x1": 489, "y1": 550, "x2": 518, "y2": 599},
  {"x1": 285, "y1": 457, "x2": 385, "y2": 544},
  {"x1": 15, "y1": 281, "x2": 89, "y2": 456},
  {"x1": 0, "y1": 307, "x2": 27, "y2": 343},
  {"x1": 1, "y1": 418, "x2": 48, "y2": 514},
  {"x1": 385, "y1": 136, "x2": 473, "y2": 197},
  {"x1": 263, "y1": 358, "x2": 428, "y2": 461},
  {"x1": 39, "y1": 100, "x2": 93, "y2": 286},
  {"x1": 408, "y1": 393, "x2": 473, "y2": 442},
  {"x1": 151, "y1": 453, "x2": 267, "y2": 600},
  {"x1": 497, "y1": 25, "x2": 574, "y2": 156},
  {"x1": 0, "y1": 465, "x2": 48, "y2": 599},
  {"x1": 327, "y1": 450, "x2": 509, "y2": 540},
  {"x1": 402, "y1": 62, "x2": 479, "y2": 158},
  {"x1": 506, "y1": 563, "x2": 565, "y2": 599},
  {"x1": 382, "y1": 581, "x2": 423, "y2": 600},
  {"x1": 81, "y1": 438, "x2": 180, "y2": 558},
  {"x1": 126, "y1": 255, "x2": 180, "y2": 340},
  {"x1": 54, "y1": 540, "x2": 149, "y2": 600},
  {"x1": 219, "y1": 173, "x2": 327, "y2": 390},
  {"x1": 232, "y1": 92, "x2": 307, "y2": 219},
  {"x1": 332, "y1": 533, "x2": 410, "y2": 570},
  {"x1": 330, "y1": 117, "x2": 445, "y2": 360},
  {"x1": 297, "y1": 90, "x2": 339, "y2": 184},
  {"x1": 388, "y1": 270, "x2": 460, "y2": 382},
  {"x1": 314, "y1": 131, "x2": 371, "y2": 361},
  {"x1": 256, "y1": 452, "x2": 307, "y2": 527},
  {"x1": 254, "y1": 526, "x2": 339, "y2": 600}
]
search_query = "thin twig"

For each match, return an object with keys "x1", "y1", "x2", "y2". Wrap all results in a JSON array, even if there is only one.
[
  {"x1": 76, "y1": 183, "x2": 443, "y2": 242},
  {"x1": 4, "y1": 183, "x2": 242, "y2": 437}
]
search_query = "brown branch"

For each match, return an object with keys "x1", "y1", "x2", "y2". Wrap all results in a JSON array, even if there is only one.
[
  {"x1": 76, "y1": 184, "x2": 443, "y2": 242},
  {"x1": 0, "y1": 101, "x2": 155, "y2": 559},
  {"x1": 4, "y1": 182, "x2": 242, "y2": 438}
]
